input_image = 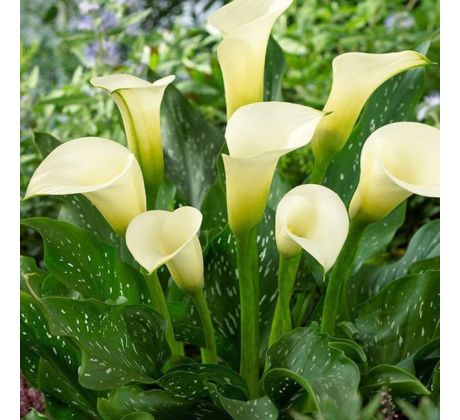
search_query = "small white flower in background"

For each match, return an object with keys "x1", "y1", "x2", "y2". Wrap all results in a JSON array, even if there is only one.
[
  {"x1": 78, "y1": 0, "x2": 100, "y2": 14},
  {"x1": 384, "y1": 12, "x2": 415, "y2": 31},
  {"x1": 417, "y1": 92, "x2": 440, "y2": 121}
]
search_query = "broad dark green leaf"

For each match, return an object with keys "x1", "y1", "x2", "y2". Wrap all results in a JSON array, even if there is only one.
[
  {"x1": 20, "y1": 291, "x2": 98, "y2": 417},
  {"x1": 208, "y1": 383, "x2": 278, "y2": 420},
  {"x1": 158, "y1": 364, "x2": 248, "y2": 401},
  {"x1": 354, "y1": 203, "x2": 407, "y2": 269},
  {"x1": 58, "y1": 194, "x2": 118, "y2": 247},
  {"x1": 350, "y1": 219, "x2": 439, "y2": 307},
  {"x1": 42, "y1": 297, "x2": 170, "y2": 390},
  {"x1": 21, "y1": 255, "x2": 46, "y2": 293},
  {"x1": 97, "y1": 385, "x2": 223, "y2": 420},
  {"x1": 360, "y1": 364, "x2": 430, "y2": 397},
  {"x1": 354, "y1": 270, "x2": 439, "y2": 366},
  {"x1": 33, "y1": 131, "x2": 61, "y2": 158},
  {"x1": 263, "y1": 323, "x2": 360, "y2": 418},
  {"x1": 22, "y1": 218, "x2": 148, "y2": 304},
  {"x1": 121, "y1": 413, "x2": 155, "y2": 420},
  {"x1": 161, "y1": 84, "x2": 225, "y2": 208},
  {"x1": 264, "y1": 36, "x2": 286, "y2": 101}
]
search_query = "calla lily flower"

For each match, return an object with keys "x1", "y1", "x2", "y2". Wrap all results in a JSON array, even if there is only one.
[
  {"x1": 208, "y1": 0, "x2": 292, "y2": 117},
  {"x1": 276, "y1": 185, "x2": 349, "y2": 271},
  {"x1": 223, "y1": 102, "x2": 324, "y2": 236},
  {"x1": 349, "y1": 122, "x2": 440, "y2": 222},
  {"x1": 126, "y1": 207, "x2": 204, "y2": 293},
  {"x1": 25, "y1": 137, "x2": 146, "y2": 234},
  {"x1": 311, "y1": 51, "x2": 431, "y2": 163},
  {"x1": 91, "y1": 74, "x2": 175, "y2": 202}
]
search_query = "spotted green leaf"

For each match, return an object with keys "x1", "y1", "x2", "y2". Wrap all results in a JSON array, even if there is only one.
[
  {"x1": 264, "y1": 36, "x2": 286, "y2": 102},
  {"x1": 208, "y1": 383, "x2": 278, "y2": 420},
  {"x1": 21, "y1": 218, "x2": 149, "y2": 304},
  {"x1": 121, "y1": 413, "x2": 155, "y2": 420},
  {"x1": 354, "y1": 270, "x2": 439, "y2": 366},
  {"x1": 360, "y1": 364, "x2": 430, "y2": 397},
  {"x1": 161, "y1": 83, "x2": 225, "y2": 208},
  {"x1": 157, "y1": 364, "x2": 248, "y2": 401},
  {"x1": 350, "y1": 219, "x2": 439, "y2": 309},
  {"x1": 21, "y1": 255, "x2": 46, "y2": 293},
  {"x1": 263, "y1": 323, "x2": 360, "y2": 418},
  {"x1": 97, "y1": 385, "x2": 223, "y2": 420},
  {"x1": 42, "y1": 297, "x2": 171, "y2": 390},
  {"x1": 20, "y1": 291, "x2": 99, "y2": 417}
]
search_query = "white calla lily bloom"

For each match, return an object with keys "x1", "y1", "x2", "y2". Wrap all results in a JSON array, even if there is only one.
[
  {"x1": 349, "y1": 122, "x2": 440, "y2": 222},
  {"x1": 276, "y1": 185, "x2": 349, "y2": 271},
  {"x1": 223, "y1": 102, "x2": 324, "y2": 236},
  {"x1": 25, "y1": 137, "x2": 146, "y2": 234},
  {"x1": 126, "y1": 207, "x2": 204, "y2": 292},
  {"x1": 91, "y1": 74, "x2": 175, "y2": 199},
  {"x1": 311, "y1": 51, "x2": 431, "y2": 162},
  {"x1": 208, "y1": 0, "x2": 292, "y2": 117}
]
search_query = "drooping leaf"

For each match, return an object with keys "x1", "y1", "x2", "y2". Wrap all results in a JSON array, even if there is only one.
[
  {"x1": 42, "y1": 297, "x2": 171, "y2": 390},
  {"x1": 157, "y1": 364, "x2": 248, "y2": 401},
  {"x1": 21, "y1": 218, "x2": 148, "y2": 304},
  {"x1": 161, "y1": 84, "x2": 225, "y2": 208},
  {"x1": 20, "y1": 291, "x2": 98, "y2": 417},
  {"x1": 121, "y1": 413, "x2": 156, "y2": 420},
  {"x1": 360, "y1": 364, "x2": 430, "y2": 397},
  {"x1": 263, "y1": 323, "x2": 360, "y2": 418},
  {"x1": 21, "y1": 255, "x2": 46, "y2": 293},
  {"x1": 208, "y1": 383, "x2": 278, "y2": 420},
  {"x1": 350, "y1": 219, "x2": 440, "y2": 308},
  {"x1": 97, "y1": 385, "x2": 223, "y2": 420},
  {"x1": 354, "y1": 270, "x2": 439, "y2": 366}
]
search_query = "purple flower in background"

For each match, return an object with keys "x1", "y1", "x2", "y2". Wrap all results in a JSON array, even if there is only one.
[
  {"x1": 85, "y1": 40, "x2": 121, "y2": 67},
  {"x1": 76, "y1": 15, "x2": 93, "y2": 31},
  {"x1": 417, "y1": 92, "x2": 440, "y2": 121},
  {"x1": 384, "y1": 12, "x2": 415, "y2": 31},
  {"x1": 20, "y1": 372, "x2": 45, "y2": 417},
  {"x1": 101, "y1": 11, "x2": 119, "y2": 30},
  {"x1": 78, "y1": 0, "x2": 100, "y2": 14}
]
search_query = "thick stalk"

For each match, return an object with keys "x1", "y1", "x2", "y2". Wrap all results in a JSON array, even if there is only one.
[
  {"x1": 145, "y1": 272, "x2": 180, "y2": 355},
  {"x1": 145, "y1": 184, "x2": 159, "y2": 211},
  {"x1": 268, "y1": 253, "x2": 302, "y2": 347},
  {"x1": 309, "y1": 155, "x2": 332, "y2": 185},
  {"x1": 292, "y1": 287, "x2": 318, "y2": 328},
  {"x1": 191, "y1": 289, "x2": 218, "y2": 364},
  {"x1": 320, "y1": 219, "x2": 368, "y2": 335},
  {"x1": 235, "y1": 229, "x2": 260, "y2": 399}
]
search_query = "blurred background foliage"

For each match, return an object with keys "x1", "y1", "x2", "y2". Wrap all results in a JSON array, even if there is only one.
[{"x1": 20, "y1": 0, "x2": 440, "y2": 259}]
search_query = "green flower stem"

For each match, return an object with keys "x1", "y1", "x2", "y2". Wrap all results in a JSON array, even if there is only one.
[
  {"x1": 191, "y1": 289, "x2": 218, "y2": 364},
  {"x1": 145, "y1": 272, "x2": 181, "y2": 355},
  {"x1": 268, "y1": 253, "x2": 302, "y2": 348},
  {"x1": 235, "y1": 229, "x2": 260, "y2": 399},
  {"x1": 292, "y1": 286, "x2": 318, "y2": 328},
  {"x1": 309, "y1": 155, "x2": 332, "y2": 185},
  {"x1": 146, "y1": 184, "x2": 159, "y2": 211},
  {"x1": 320, "y1": 219, "x2": 368, "y2": 335}
]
